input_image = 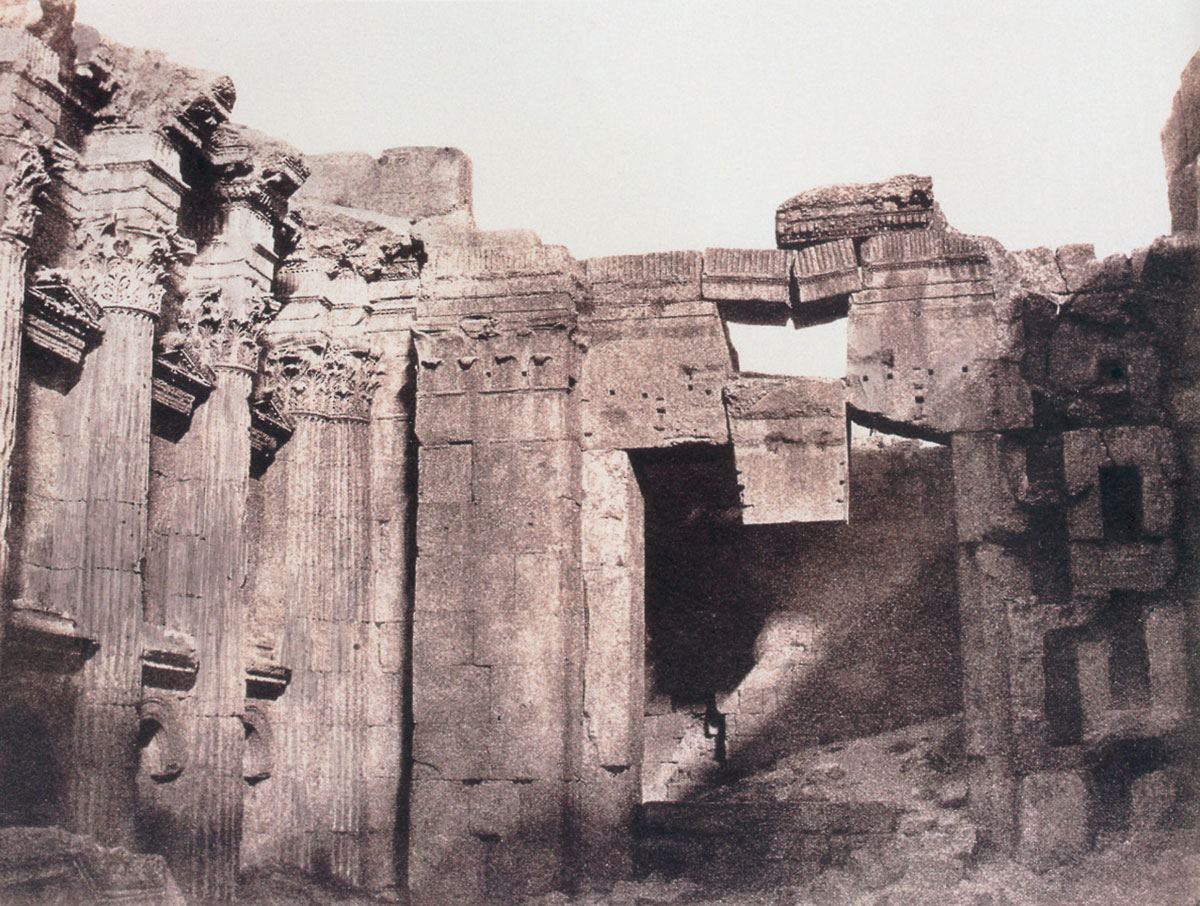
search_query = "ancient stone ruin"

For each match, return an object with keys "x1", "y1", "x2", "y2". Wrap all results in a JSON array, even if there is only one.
[{"x1": 0, "y1": 4, "x2": 1197, "y2": 905}]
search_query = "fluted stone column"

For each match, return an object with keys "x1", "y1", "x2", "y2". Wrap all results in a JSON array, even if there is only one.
[
  {"x1": 55, "y1": 219, "x2": 184, "y2": 845},
  {"x1": 255, "y1": 336, "x2": 380, "y2": 884},
  {"x1": 0, "y1": 142, "x2": 49, "y2": 590},
  {"x1": 144, "y1": 288, "x2": 268, "y2": 902}
]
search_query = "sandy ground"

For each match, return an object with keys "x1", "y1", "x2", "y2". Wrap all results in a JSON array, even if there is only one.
[{"x1": 235, "y1": 715, "x2": 1200, "y2": 906}]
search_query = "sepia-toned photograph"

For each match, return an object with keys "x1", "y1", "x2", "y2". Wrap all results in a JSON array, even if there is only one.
[{"x1": 0, "y1": 1, "x2": 1196, "y2": 903}]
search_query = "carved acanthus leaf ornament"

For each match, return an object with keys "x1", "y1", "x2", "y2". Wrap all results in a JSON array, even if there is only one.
[
  {"x1": 74, "y1": 220, "x2": 194, "y2": 319},
  {"x1": 1, "y1": 142, "x2": 52, "y2": 244},
  {"x1": 175, "y1": 287, "x2": 271, "y2": 371},
  {"x1": 263, "y1": 336, "x2": 381, "y2": 420}
]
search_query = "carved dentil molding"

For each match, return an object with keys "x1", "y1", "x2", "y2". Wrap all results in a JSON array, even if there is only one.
[
  {"x1": 174, "y1": 286, "x2": 270, "y2": 372},
  {"x1": 74, "y1": 219, "x2": 194, "y2": 319},
  {"x1": 262, "y1": 335, "x2": 381, "y2": 420}
]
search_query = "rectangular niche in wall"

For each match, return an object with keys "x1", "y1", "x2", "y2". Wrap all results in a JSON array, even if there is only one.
[
  {"x1": 1104, "y1": 595, "x2": 1150, "y2": 710},
  {"x1": 1043, "y1": 627, "x2": 1083, "y2": 747},
  {"x1": 1099, "y1": 464, "x2": 1143, "y2": 542}
]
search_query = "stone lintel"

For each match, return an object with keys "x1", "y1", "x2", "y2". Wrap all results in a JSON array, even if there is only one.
[{"x1": 725, "y1": 375, "x2": 848, "y2": 524}]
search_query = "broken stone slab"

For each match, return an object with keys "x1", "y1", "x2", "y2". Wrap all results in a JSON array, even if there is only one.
[
  {"x1": 776, "y1": 174, "x2": 937, "y2": 248},
  {"x1": 701, "y1": 247, "x2": 792, "y2": 323},
  {"x1": 296, "y1": 146, "x2": 474, "y2": 224},
  {"x1": 793, "y1": 238, "x2": 861, "y2": 312},
  {"x1": 0, "y1": 825, "x2": 186, "y2": 906}
]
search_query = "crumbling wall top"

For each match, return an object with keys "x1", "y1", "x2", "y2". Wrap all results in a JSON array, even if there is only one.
[{"x1": 296, "y1": 146, "x2": 473, "y2": 228}]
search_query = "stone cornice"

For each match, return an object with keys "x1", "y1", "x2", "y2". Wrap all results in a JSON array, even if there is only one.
[{"x1": 262, "y1": 334, "x2": 381, "y2": 421}]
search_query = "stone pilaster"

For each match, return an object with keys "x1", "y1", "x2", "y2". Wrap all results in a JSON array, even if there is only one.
[
  {"x1": 578, "y1": 448, "x2": 644, "y2": 879},
  {"x1": 950, "y1": 433, "x2": 1024, "y2": 853},
  {"x1": 409, "y1": 318, "x2": 583, "y2": 906}
]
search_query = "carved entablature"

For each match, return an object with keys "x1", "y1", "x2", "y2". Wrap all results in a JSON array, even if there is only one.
[
  {"x1": 175, "y1": 286, "x2": 268, "y2": 372},
  {"x1": 0, "y1": 140, "x2": 51, "y2": 245},
  {"x1": 206, "y1": 124, "x2": 309, "y2": 230},
  {"x1": 76, "y1": 36, "x2": 235, "y2": 151},
  {"x1": 261, "y1": 333, "x2": 381, "y2": 420},
  {"x1": 24, "y1": 269, "x2": 103, "y2": 365},
  {"x1": 74, "y1": 219, "x2": 194, "y2": 320},
  {"x1": 249, "y1": 389, "x2": 294, "y2": 474},
  {"x1": 151, "y1": 342, "x2": 214, "y2": 435}
]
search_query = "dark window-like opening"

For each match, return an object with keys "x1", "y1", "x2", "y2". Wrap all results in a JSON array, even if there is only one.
[
  {"x1": 1100, "y1": 465, "x2": 1142, "y2": 542},
  {"x1": 1044, "y1": 628, "x2": 1083, "y2": 746},
  {"x1": 1098, "y1": 358, "x2": 1128, "y2": 382},
  {"x1": 1088, "y1": 737, "x2": 1168, "y2": 836}
]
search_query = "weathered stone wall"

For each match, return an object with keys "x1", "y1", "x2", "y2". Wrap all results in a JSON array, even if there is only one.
[{"x1": 0, "y1": 8, "x2": 1194, "y2": 906}]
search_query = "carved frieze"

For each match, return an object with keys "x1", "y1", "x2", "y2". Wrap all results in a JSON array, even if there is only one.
[
  {"x1": 262, "y1": 334, "x2": 381, "y2": 420},
  {"x1": 74, "y1": 219, "x2": 194, "y2": 319},
  {"x1": 23, "y1": 269, "x2": 103, "y2": 365}
]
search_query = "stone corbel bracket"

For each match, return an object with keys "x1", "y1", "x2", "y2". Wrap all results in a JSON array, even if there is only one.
[
  {"x1": 139, "y1": 622, "x2": 198, "y2": 691},
  {"x1": 244, "y1": 638, "x2": 291, "y2": 700},
  {"x1": 23, "y1": 269, "x2": 103, "y2": 366},
  {"x1": 150, "y1": 342, "x2": 214, "y2": 436},
  {"x1": 136, "y1": 697, "x2": 186, "y2": 782},
  {"x1": 3, "y1": 598, "x2": 98, "y2": 673}
]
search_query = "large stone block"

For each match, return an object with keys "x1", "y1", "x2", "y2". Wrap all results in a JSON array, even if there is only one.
[
  {"x1": 701, "y1": 247, "x2": 792, "y2": 314},
  {"x1": 1018, "y1": 771, "x2": 1089, "y2": 865},
  {"x1": 724, "y1": 375, "x2": 847, "y2": 524}
]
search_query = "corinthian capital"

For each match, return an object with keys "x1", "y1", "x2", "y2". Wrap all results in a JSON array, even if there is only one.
[
  {"x1": 262, "y1": 335, "x2": 381, "y2": 420},
  {"x1": 175, "y1": 287, "x2": 269, "y2": 371},
  {"x1": 74, "y1": 219, "x2": 195, "y2": 319},
  {"x1": 1, "y1": 141, "x2": 51, "y2": 244}
]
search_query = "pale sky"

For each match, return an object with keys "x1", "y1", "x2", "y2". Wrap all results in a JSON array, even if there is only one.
[{"x1": 73, "y1": 0, "x2": 1199, "y2": 375}]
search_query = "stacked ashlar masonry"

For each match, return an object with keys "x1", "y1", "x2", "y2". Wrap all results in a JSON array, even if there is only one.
[{"x1": 0, "y1": 9, "x2": 1196, "y2": 906}]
